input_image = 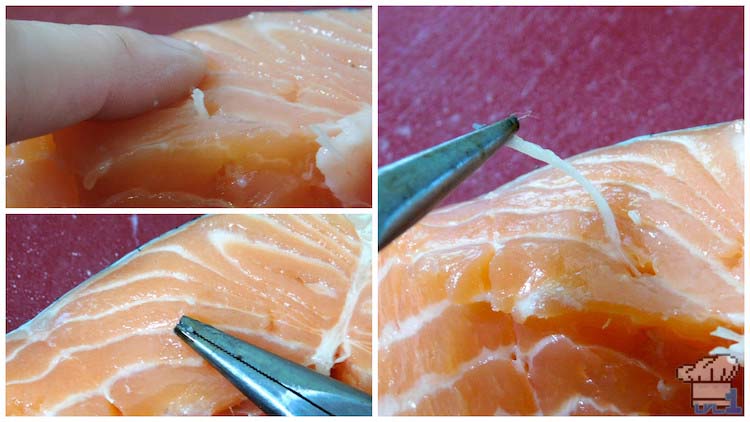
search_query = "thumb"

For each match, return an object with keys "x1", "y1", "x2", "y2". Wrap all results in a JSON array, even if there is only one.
[{"x1": 7, "y1": 20, "x2": 206, "y2": 143}]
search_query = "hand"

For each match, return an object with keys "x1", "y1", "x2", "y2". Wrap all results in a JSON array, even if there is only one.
[{"x1": 6, "y1": 20, "x2": 206, "y2": 143}]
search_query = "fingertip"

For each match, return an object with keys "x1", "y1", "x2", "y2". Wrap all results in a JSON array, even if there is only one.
[
  {"x1": 153, "y1": 34, "x2": 207, "y2": 77},
  {"x1": 153, "y1": 35, "x2": 208, "y2": 78},
  {"x1": 149, "y1": 34, "x2": 208, "y2": 106},
  {"x1": 169, "y1": 37, "x2": 208, "y2": 88},
  {"x1": 153, "y1": 35, "x2": 203, "y2": 56},
  {"x1": 92, "y1": 28, "x2": 208, "y2": 120}
]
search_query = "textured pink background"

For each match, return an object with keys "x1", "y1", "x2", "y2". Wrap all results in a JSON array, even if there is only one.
[
  {"x1": 6, "y1": 6, "x2": 334, "y2": 34},
  {"x1": 6, "y1": 215, "x2": 200, "y2": 332},
  {"x1": 379, "y1": 6, "x2": 743, "y2": 205}
]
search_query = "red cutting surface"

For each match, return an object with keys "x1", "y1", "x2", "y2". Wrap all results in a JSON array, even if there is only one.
[
  {"x1": 379, "y1": 6, "x2": 744, "y2": 205},
  {"x1": 6, "y1": 215, "x2": 200, "y2": 332},
  {"x1": 6, "y1": 6, "x2": 336, "y2": 34}
]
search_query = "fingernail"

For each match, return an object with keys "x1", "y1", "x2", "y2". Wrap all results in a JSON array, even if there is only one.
[{"x1": 154, "y1": 35, "x2": 200, "y2": 54}]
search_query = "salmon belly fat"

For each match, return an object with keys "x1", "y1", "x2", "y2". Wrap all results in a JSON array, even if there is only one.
[
  {"x1": 6, "y1": 9, "x2": 372, "y2": 208},
  {"x1": 6, "y1": 215, "x2": 372, "y2": 415},
  {"x1": 378, "y1": 121, "x2": 744, "y2": 415}
]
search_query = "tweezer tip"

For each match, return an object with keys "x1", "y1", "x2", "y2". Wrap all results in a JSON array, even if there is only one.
[
  {"x1": 473, "y1": 115, "x2": 520, "y2": 132},
  {"x1": 499, "y1": 115, "x2": 520, "y2": 130},
  {"x1": 174, "y1": 315, "x2": 198, "y2": 335}
]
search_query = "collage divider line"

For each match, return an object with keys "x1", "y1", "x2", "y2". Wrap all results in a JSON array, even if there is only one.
[{"x1": 371, "y1": 3, "x2": 379, "y2": 415}]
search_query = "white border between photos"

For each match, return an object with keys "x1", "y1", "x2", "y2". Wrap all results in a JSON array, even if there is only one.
[
  {"x1": 1, "y1": 2, "x2": 748, "y2": 421},
  {"x1": 743, "y1": 5, "x2": 748, "y2": 422}
]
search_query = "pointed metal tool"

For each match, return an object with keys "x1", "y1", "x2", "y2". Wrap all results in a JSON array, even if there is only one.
[
  {"x1": 378, "y1": 116, "x2": 519, "y2": 249},
  {"x1": 174, "y1": 316, "x2": 372, "y2": 416}
]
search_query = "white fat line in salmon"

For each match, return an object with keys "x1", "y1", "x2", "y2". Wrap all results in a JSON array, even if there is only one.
[
  {"x1": 574, "y1": 120, "x2": 744, "y2": 178},
  {"x1": 76, "y1": 270, "x2": 192, "y2": 297},
  {"x1": 421, "y1": 205, "x2": 597, "y2": 227},
  {"x1": 208, "y1": 229, "x2": 352, "y2": 282},
  {"x1": 136, "y1": 244, "x2": 292, "y2": 302},
  {"x1": 157, "y1": 216, "x2": 360, "y2": 270},
  {"x1": 377, "y1": 257, "x2": 397, "y2": 287},
  {"x1": 44, "y1": 358, "x2": 204, "y2": 415},
  {"x1": 293, "y1": 215, "x2": 361, "y2": 251},
  {"x1": 305, "y1": 282, "x2": 338, "y2": 298},
  {"x1": 243, "y1": 215, "x2": 360, "y2": 262},
  {"x1": 656, "y1": 225, "x2": 742, "y2": 292},
  {"x1": 281, "y1": 215, "x2": 364, "y2": 252},
  {"x1": 523, "y1": 178, "x2": 740, "y2": 244},
  {"x1": 297, "y1": 12, "x2": 373, "y2": 51},
  {"x1": 191, "y1": 24, "x2": 277, "y2": 53},
  {"x1": 655, "y1": 132, "x2": 743, "y2": 196},
  {"x1": 193, "y1": 16, "x2": 367, "y2": 62},
  {"x1": 565, "y1": 155, "x2": 743, "y2": 229},
  {"x1": 311, "y1": 216, "x2": 372, "y2": 372},
  {"x1": 381, "y1": 333, "x2": 665, "y2": 416},
  {"x1": 379, "y1": 300, "x2": 451, "y2": 350},
  {"x1": 378, "y1": 344, "x2": 517, "y2": 415},
  {"x1": 257, "y1": 16, "x2": 369, "y2": 52},
  {"x1": 505, "y1": 135, "x2": 641, "y2": 276},
  {"x1": 140, "y1": 244, "x2": 209, "y2": 266},
  {"x1": 574, "y1": 154, "x2": 680, "y2": 175}
]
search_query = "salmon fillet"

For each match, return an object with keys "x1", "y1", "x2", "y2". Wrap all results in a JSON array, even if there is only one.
[
  {"x1": 378, "y1": 121, "x2": 744, "y2": 415},
  {"x1": 6, "y1": 9, "x2": 372, "y2": 208},
  {"x1": 6, "y1": 214, "x2": 372, "y2": 415}
]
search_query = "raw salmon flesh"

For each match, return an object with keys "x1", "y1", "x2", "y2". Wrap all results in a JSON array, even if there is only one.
[
  {"x1": 6, "y1": 9, "x2": 372, "y2": 208},
  {"x1": 6, "y1": 214, "x2": 372, "y2": 415},
  {"x1": 378, "y1": 121, "x2": 744, "y2": 415}
]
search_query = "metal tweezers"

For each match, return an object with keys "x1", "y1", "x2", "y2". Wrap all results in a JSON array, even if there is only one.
[
  {"x1": 378, "y1": 116, "x2": 520, "y2": 249},
  {"x1": 174, "y1": 316, "x2": 372, "y2": 416}
]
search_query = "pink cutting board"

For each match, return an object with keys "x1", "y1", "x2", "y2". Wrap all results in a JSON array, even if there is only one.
[{"x1": 7, "y1": 6, "x2": 335, "y2": 34}]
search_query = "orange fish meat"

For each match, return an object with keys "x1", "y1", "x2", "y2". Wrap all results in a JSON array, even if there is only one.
[
  {"x1": 6, "y1": 214, "x2": 372, "y2": 415},
  {"x1": 6, "y1": 9, "x2": 372, "y2": 208},
  {"x1": 378, "y1": 121, "x2": 744, "y2": 415}
]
